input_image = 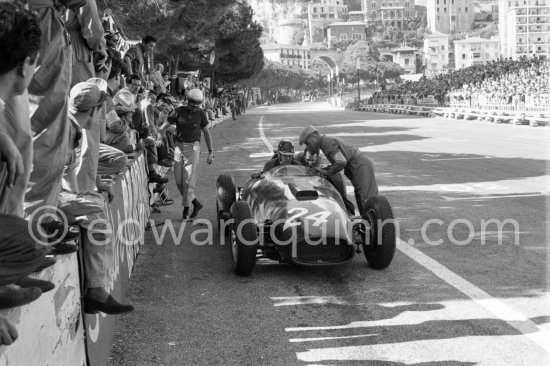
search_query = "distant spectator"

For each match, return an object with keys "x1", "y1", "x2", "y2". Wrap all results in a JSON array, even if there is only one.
[{"x1": 123, "y1": 35, "x2": 156, "y2": 82}]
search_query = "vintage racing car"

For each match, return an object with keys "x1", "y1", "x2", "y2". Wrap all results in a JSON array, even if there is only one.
[{"x1": 216, "y1": 165, "x2": 396, "y2": 276}]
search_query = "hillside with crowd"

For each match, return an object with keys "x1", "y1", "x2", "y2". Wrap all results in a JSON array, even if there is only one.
[{"x1": 370, "y1": 55, "x2": 550, "y2": 110}]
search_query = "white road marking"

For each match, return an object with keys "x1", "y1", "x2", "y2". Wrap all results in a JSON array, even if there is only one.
[
  {"x1": 421, "y1": 156, "x2": 492, "y2": 161},
  {"x1": 258, "y1": 115, "x2": 274, "y2": 152},
  {"x1": 441, "y1": 192, "x2": 550, "y2": 201},
  {"x1": 396, "y1": 238, "x2": 550, "y2": 354},
  {"x1": 289, "y1": 335, "x2": 376, "y2": 343}
]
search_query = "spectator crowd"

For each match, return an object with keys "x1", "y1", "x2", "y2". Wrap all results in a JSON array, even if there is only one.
[
  {"x1": 0, "y1": 0, "x2": 249, "y2": 347},
  {"x1": 369, "y1": 55, "x2": 550, "y2": 110}
]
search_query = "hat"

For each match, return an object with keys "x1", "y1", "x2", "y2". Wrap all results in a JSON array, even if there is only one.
[
  {"x1": 69, "y1": 82, "x2": 106, "y2": 112},
  {"x1": 87, "y1": 77, "x2": 108, "y2": 92},
  {"x1": 187, "y1": 88, "x2": 203, "y2": 104},
  {"x1": 105, "y1": 110, "x2": 126, "y2": 133},
  {"x1": 298, "y1": 125, "x2": 318, "y2": 146},
  {"x1": 113, "y1": 89, "x2": 137, "y2": 113}
]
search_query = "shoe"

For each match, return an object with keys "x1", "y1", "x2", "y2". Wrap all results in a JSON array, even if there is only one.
[
  {"x1": 16, "y1": 276, "x2": 55, "y2": 293},
  {"x1": 0, "y1": 285, "x2": 42, "y2": 309},
  {"x1": 33, "y1": 257, "x2": 56, "y2": 273},
  {"x1": 149, "y1": 171, "x2": 168, "y2": 184},
  {"x1": 46, "y1": 243, "x2": 78, "y2": 256},
  {"x1": 158, "y1": 159, "x2": 174, "y2": 168},
  {"x1": 41, "y1": 220, "x2": 80, "y2": 242},
  {"x1": 153, "y1": 184, "x2": 165, "y2": 194},
  {"x1": 190, "y1": 200, "x2": 203, "y2": 219},
  {"x1": 83, "y1": 295, "x2": 134, "y2": 315}
]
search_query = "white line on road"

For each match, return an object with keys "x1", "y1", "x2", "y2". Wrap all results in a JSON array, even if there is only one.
[
  {"x1": 259, "y1": 116, "x2": 274, "y2": 152},
  {"x1": 396, "y1": 238, "x2": 550, "y2": 355},
  {"x1": 289, "y1": 334, "x2": 376, "y2": 343},
  {"x1": 420, "y1": 156, "x2": 492, "y2": 161},
  {"x1": 441, "y1": 192, "x2": 550, "y2": 201}
]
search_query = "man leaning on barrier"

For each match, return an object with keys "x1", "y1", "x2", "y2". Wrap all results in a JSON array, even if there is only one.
[{"x1": 60, "y1": 82, "x2": 133, "y2": 314}]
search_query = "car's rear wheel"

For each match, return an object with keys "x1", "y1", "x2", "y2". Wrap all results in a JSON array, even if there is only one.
[
  {"x1": 216, "y1": 174, "x2": 236, "y2": 235},
  {"x1": 230, "y1": 201, "x2": 258, "y2": 276},
  {"x1": 362, "y1": 195, "x2": 396, "y2": 269}
]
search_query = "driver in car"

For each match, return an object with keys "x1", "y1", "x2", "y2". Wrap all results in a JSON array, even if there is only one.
[
  {"x1": 260, "y1": 140, "x2": 356, "y2": 215},
  {"x1": 262, "y1": 140, "x2": 302, "y2": 171},
  {"x1": 299, "y1": 125, "x2": 379, "y2": 216}
]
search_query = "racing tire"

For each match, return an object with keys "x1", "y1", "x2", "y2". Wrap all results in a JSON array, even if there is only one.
[
  {"x1": 216, "y1": 174, "x2": 236, "y2": 235},
  {"x1": 230, "y1": 201, "x2": 259, "y2": 276},
  {"x1": 362, "y1": 195, "x2": 396, "y2": 270}
]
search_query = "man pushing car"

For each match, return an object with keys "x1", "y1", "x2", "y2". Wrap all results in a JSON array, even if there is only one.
[{"x1": 298, "y1": 125, "x2": 379, "y2": 216}]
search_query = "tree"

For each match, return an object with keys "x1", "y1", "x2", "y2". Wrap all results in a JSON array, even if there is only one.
[
  {"x1": 98, "y1": 0, "x2": 264, "y2": 81},
  {"x1": 341, "y1": 41, "x2": 404, "y2": 82}
]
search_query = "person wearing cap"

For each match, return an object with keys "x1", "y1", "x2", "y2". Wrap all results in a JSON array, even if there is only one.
[
  {"x1": 166, "y1": 88, "x2": 214, "y2": 220},
  {"x1": 59, "y1": 82, "x2": 134, "y2": 315},
  {"x1": 299, "y1": 125, "x2": 379, "y2": 216}
]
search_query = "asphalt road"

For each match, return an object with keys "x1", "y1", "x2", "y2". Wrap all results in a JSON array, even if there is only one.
[{"x1": 109, "y1": 102, "x2": 550, "y2": 366}]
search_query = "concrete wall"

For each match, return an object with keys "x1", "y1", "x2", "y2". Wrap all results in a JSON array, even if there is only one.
[
  {"x1": 0, "y1": 152, "x2": 149, "y2": 366},
  {"x1": 0, "y1": 255, "x2": 86, "y2": 366}
]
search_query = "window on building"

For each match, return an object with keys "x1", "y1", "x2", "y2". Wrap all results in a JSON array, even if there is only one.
[
  {"x1": 340, "y1": 33, "x2": 348, "y2": 40},
  {"x1": 437, "y1": 0, "x2": 439, "y2": 4},
  {"x1": 444, "y1": 7, "x2": 447, "y2": 12},
  {"x1": 405, "y1": 58, "x2": 410, "y2": 65},
  {"x1": 465, "y1": 7, "x2": 468, "y2": 12},
  {"x1": 329, "y1": 13, "x2": 335, "y2": 18},
  {"x1": 321, "y1": 7, "x2": 324, "y2": 13},
  {"x1": 438, "y1": 15, "x2": 440, "y2": 20},
  {"x1": 473, "y1": 52, "x2": 481, "y2": 58},
  {"x1": 372, "y1": 11, "x2": 377, "y2": 18},
  {"x1": 462, "y1": 53, "x2": 466, "y2": 59},
  {"x1": 405, "y1": 11, "x2": 410, "y2": 17},
  {"x1": 442, "y1": 45, "x2": 445, "y2": 50},
  {"x1": 437, "y1": 8, "x2": 439, "y2": 12},
  {"x1": 372, "y1": 2, "x2": 376, "y2": 8},
  {"x1": 352, "y1": 33, "x2": 363, "y2": 40},
  {"x1": 451, "y1": 15, "x2": 456, "y2": 20},
  {"x1": 444, "y1": 0, "x2": 446, "y2": 4}
]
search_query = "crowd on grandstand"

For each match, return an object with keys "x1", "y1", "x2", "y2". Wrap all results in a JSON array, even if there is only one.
[
  {"x1": 370, "y1": 55, "x2": 550, "y2": 109},
  {"x1": 0, "y1": 0, "x2": 248, "y2": 346}
]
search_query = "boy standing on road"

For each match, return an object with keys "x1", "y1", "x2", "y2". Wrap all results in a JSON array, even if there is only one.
[{"x1": 165, "y1": 89, "x2": 214, "y2": 220}]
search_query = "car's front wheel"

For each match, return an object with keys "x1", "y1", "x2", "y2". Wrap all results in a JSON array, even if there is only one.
[
  {"x1": 362, "y1": 195, "x2": 396, "y2": 269},
  {"x1": 216, "y1": 174, "x2": 236, "y2": 236},
  {"x1": 230, "y1": 201, "x2": 258, "y2": 276}
]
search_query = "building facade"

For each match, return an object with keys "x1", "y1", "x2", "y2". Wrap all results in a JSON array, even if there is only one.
[
  {"x1": 423, "y1": 31, "x2": 449, "y2": 75},
  {"x1": 307, "y1": 0, "x2": 349, "y2": 44},
  {"x1": 326, "y1": 22, "x2": 367, "y2": 48},
  {"x1": 261, "y1": 43, "x2": 311, "y2": 70},
  {"x1": 361, "y1": 0, "x2": 416, "y2": 29},
  {"x1": 499, "y1": 0, "x2": 550, "y2": 60},
  {"x1": 426, "y1": 0, "x2": 474, "y2": 33},
  {"x1": 392, "y1": 45, "x2": 420, "y2": 74},
  {"x1": 454, "y1": 36, "x2": 501, "y2": 69}
]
